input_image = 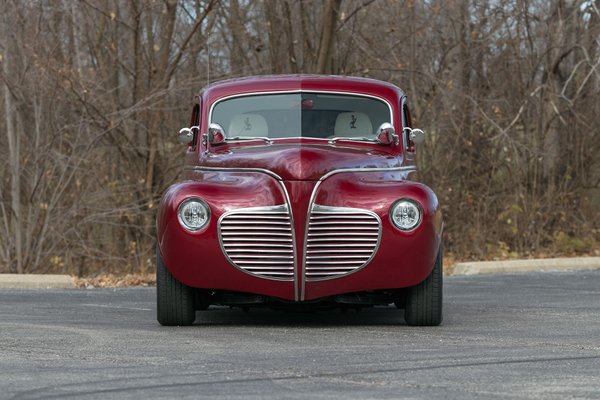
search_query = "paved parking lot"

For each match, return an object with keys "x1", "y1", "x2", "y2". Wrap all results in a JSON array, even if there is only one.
[{"x1": 1, "y1": 271, "x2": 599, "y2": 399}]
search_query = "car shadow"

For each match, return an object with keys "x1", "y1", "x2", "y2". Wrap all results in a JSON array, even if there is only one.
[{"x1": 193, "y1": 305, "x2": 409, "y2": 327}]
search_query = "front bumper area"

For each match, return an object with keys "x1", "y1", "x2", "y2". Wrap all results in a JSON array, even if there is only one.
[
  {"x1": 198, "y1": 289, "x2": 405, "y2": 310},
  {"x1": 157, "y1": 170, "x2": 442, "y2": 302}
]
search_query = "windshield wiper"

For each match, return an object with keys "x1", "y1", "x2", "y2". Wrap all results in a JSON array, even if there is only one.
[
  {"x1": 328, "y1": 137, "x2": 376, "y2": 145},
  {"x1": 227, "y1": 136, "x2": 273, "y2": 145}
]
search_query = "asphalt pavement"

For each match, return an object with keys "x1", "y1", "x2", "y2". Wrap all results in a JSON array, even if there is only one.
[{"x1": 1, "y1": 271, "x2": 599, "y2": 399}]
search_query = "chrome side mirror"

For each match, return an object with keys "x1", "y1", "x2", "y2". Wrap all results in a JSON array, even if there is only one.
[
  {"x1": 408, "y1": 128, "x2": 425, "y2": 144},
  {"x1": 203, "y1": 123, "x2": 226, "y2": 155},
  {"x1": 376, "y1": 122, "x2": 398, "y2": 145},
  {"x1": 208, "y1": 123, "x2": 226, "y2": 145},
  {"x1": 178, "y1": 125, "x2": 199, "y2": 145}
]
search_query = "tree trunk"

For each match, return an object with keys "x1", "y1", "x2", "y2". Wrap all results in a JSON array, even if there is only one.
[
  {"x1": 265, "y1": 0, "x2": 283, "y2": 74},
  {"x1": 316, "y1": 0, "x2": 342, "y2": 74},
  {"x1": 3, "y1": 8, "x2": 23, "y2": 274}
]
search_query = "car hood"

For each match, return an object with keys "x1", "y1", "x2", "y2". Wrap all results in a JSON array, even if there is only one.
[{"x1": 200, "y1": 143, "x2": 401, "y2": 181}]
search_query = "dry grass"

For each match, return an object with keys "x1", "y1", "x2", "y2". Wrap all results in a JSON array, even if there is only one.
[
  {"x1": 443, "y1": 255, "x2": 458, "y2": 276},
  {"x1": 74, "y1": 273, "x2": 155, "y2": 288}
]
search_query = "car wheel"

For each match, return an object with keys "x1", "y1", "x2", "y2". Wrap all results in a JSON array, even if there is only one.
[
  {"x1": 156, "y1": 247, "x2": 196, "y2": 326},
  {"x1": 404, "y1": 244, "x2": 443, "y2": 326}
]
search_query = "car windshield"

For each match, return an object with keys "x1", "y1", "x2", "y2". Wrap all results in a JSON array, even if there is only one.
[{"x1": 210, "y1": 92, "x2": 391, "y2": 140}]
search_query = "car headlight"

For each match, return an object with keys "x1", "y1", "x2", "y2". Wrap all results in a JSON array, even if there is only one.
[
  {"x1": 390, "y1": 199, "x2": 422, "y2": 231},
  {"x1": 177, "y1": 198, "x2": 210, "y2": 231}
]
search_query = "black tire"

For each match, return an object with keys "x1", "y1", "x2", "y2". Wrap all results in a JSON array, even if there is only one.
[
  {"x1": 404, "y1": 244, "x2": 443, "y2": 326},
  {"x1": 156, "y1": 247, "x2": 196, "y2": 326}
]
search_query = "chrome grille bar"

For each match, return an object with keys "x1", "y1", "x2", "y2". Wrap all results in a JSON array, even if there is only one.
[
  {"x1": 222, "y1": 238, "x2": 292, "y2": 242},
  {"x1": 221, "y1": 226, "x2": 291, "y2": 231},
  {"x1": 308, "y1": 227, "x2": 379, "y2": 231},
  {"x1": 307, "y1": 237, "x2": 378, "y2": 241},
  {"x1": 308, "y1": 249, "x2": 373, "y2": 253},
  {"x1": 226, "y1": 249, "x2": 293, "y2": 253},
  {"x1": 309, "y1": 222, "x2": 379, "y2": 225},
  {"x1": 235, "y1": 260, "x2": 294, "y2": 264},
  {"x1": 307, "y1": 255, "x2": 371, "y2": 259},
  {"x1": 221, "y1": 232, "x2": 292, "y2": 236}
]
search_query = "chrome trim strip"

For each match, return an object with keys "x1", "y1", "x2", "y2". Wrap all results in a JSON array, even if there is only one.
[
  {"x1": 222, "y1": 137, "x2": 380, "y2": 145},
  {"x1": 309, "y1": 227, "x2": 379, "y2": 231},
  {"x1": 310, "y1": 215, "x2": 378, "y2": 220},
  {"x1": 230, "y1": 256, "x2": 293, "y2": 260},
  {"x1": 307, "y1": 238, "x2": 378, "y2": 242},
  {"x1": 221, "y1": 226, "x2": 291, "y2": 231},
  {"x1": 308, "y1": 249, "x2": 372, "y2": 253},
  {"x1": 306, "y1": 272, "x2": 355, "y2": 276},
  {"x1": 317, "y1": 166, "x2": 416, "y2": 182},
  {"x1": 309, "y1": 221, "x2": 379, "y2": 225},
  {"x1": 226, "y1": 249, "x2": 294, "y2": 253},
  {"x1": 307, "y1": 255, "x2": 372, "y2": 259},
  {"x1": 307, "y1": 232, "x2": 379, "y2": 237},
  {"x1": 221, "y1": 221, "x2": 290, "y2": 225},
  {"x1": 306, "y1": 261, "x2": 365, "y2": 265},
  {"x1": 222, "y1": 238, "x2": 292, "y2": 242},
  {"x1": 221, "y1": 215, "x2": 289, "y2": 219},
  {"x1": 242, "y1": 270, "x2": 294, "y2": 274},
  {"x1": 223, "y1": 243, "x2": 292, "y2": 247},
  {"x1": 222, "y1": 232, "x2": 292, "y2": 237},
  {"x1": 185, "y1": 166, "x2": 283, "y2": 181},
  {"x1": 306, "y1": 243, "x2": 376, "y2": 247},
  {"x1": 235, "y1": 260, "x2": 294, "y2": 265}
]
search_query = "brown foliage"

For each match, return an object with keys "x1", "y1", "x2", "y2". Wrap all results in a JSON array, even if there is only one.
[
  {"x1": 74, "y1": 273, "x2": 155, "y2": 288},
  {"x1": 1, "y1": 0, "x2": 599, "y2": 276}
]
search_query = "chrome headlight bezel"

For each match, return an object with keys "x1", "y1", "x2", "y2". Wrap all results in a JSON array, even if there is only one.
[
  {"x1": 390, "y1": 199, "x2": 422, "y2": 231},
  {"x1": 177, "y1": 197, "x2": 210, "y2": 232}
]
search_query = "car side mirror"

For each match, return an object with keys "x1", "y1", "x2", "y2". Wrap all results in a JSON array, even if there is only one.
[
  {"x1": 376, "y1": 122, "x2": 399, "y2": 145},
  {"x1": 208, "y1": 123, "x2": 226, "y2": 145},
  {"x1": 407, "y1": 128, "x2": 425, "y2": 144},
  {"x1": 178, "y1": 125, "x2": 199, "y2": 145}
]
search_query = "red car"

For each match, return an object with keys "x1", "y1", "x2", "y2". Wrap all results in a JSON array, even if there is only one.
[{"x1": 156, "y1": 75, "x2": 443, "y2": 326}]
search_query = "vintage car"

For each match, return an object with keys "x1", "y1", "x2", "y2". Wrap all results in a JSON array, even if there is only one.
[{"x1": 156, "y1": 75, "x2": 443, "y2": 326}]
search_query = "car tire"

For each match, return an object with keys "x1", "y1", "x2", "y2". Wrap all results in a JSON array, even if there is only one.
[
  {"x1": 404, "y1": 244, "x2": 443, "y2": 326},
  {"x1": 156, "y1": 247, "x2": 196, "y2": 326}
]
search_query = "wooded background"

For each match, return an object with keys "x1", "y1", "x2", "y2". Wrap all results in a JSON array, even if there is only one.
[{"x1": 1, "y1": 0, "x2": 599, "y2": 276}]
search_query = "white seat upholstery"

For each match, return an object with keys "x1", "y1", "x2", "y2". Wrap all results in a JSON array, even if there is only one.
[
  {"x1": 334, "y1": 112, "x2": 373, "y2": 136},
  {"x1": 228, "y1": 113, "x2": 268, "y2": 137}
]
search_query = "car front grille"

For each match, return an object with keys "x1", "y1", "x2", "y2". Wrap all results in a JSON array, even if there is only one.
[
  {"x1": 218, "y1": 205, "x2": 295, "y2": 281},
  {"x1": 304, "y1": 204, "x2": 381, "y2": 281},
  {"x1": 218, "y1": 204, "x2": 381, "y2": 282}
]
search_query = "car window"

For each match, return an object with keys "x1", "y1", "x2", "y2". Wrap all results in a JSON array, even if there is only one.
[{"x1": 210, "y1": 92, "x2": 391, "y2": 140}]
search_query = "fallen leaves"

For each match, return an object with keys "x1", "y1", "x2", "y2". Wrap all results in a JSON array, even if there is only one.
[{"x1": 74, "y1": 273, "x2": 155, "y2": 288}]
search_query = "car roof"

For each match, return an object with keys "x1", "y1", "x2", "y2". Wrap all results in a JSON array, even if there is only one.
[{"x1": 200, "y1": 75, "x2": 405, "y2": 104}]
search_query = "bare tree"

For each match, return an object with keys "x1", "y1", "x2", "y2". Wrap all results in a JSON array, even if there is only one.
[{"x1": 0, "y1": 0, "x2": 598, "y2": 275}]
